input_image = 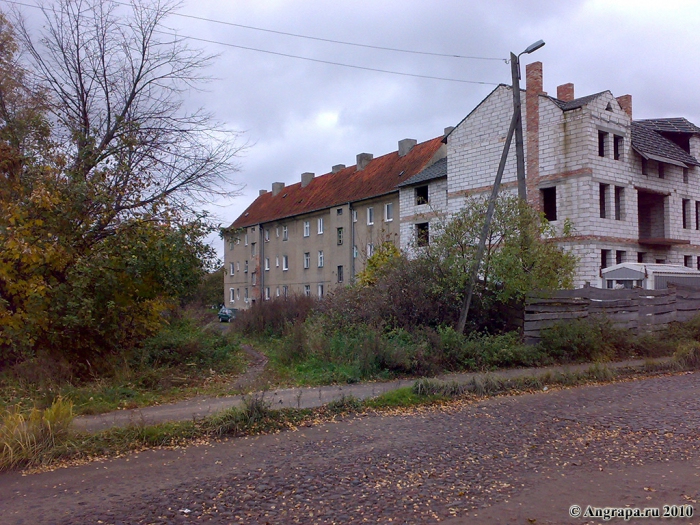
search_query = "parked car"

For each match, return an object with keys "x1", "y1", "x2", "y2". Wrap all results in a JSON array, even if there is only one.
[{"x1": 218, "y1": 307, "x2": 236, "y2": 323}]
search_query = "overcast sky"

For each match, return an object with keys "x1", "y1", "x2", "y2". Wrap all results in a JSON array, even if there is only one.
[{"x1": 13, "y1": 0, "x2": 700, "y2": 258}]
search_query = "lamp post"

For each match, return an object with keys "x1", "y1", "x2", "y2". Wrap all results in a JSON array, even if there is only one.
[
  {"x1": 456, "y1": 40, "x2": 545, "y2": 334},
  {"x1": 511, "y1": 39, "x2": 544, "y2": 202}
]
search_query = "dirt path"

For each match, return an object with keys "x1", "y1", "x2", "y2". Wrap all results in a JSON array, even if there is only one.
[
  {"x1": 72, "y1": 357, "x2": 671, "y2": 433},
  {"x1": 2, "y1": 371, "x2": 699, "y2": 524}
]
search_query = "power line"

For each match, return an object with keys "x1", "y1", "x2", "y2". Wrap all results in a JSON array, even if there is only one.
[
  {"x1": 3, "y1": 0, "x2": 502, "y2": 86},
  {"x1": 124, "y1": 1, "x2": 506, "y2": 62},
  {"x1": 156, "y1": 31, "x2": 500, "y2": 86}
]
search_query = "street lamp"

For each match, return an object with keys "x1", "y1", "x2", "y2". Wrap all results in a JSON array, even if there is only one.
[
  {"x1": 456, "y1": 40, "x2": 545, "y2": 334},
  {"x1": 511, "y1": 40, "x2": 545, "y2": 201}
]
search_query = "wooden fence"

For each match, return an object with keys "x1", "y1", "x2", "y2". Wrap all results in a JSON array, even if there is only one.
[{"x1": 523, "y1": 283, "x2": 700, "y2": 344}]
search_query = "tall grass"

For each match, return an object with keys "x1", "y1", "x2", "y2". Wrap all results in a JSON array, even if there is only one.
[{"x1": 0, "y1": 398, "x2": 74, "y2": 470}]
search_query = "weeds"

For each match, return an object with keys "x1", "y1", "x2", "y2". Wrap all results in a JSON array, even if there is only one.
[
  {"x1": 674, "y1": 341, "x2": 700, "y2": 369},
  {"x1": 0, "y1": 397, "x2": 74, "y2": 470}
]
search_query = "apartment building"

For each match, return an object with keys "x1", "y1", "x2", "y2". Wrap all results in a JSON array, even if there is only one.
[
  {"x1": 226, "y1": 60, "x2": 700, "y2": 305},
  {"x1": 224, "y1": 137, "x2": 446, "y2": 308}
]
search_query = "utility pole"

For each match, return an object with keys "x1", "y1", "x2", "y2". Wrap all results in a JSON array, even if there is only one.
[
  {"x1": 511, "y1": 52, "x2": 527, "y2": 202},
  {"x1": 457, "y1": 40, "x2": 544, "y2": 333}
]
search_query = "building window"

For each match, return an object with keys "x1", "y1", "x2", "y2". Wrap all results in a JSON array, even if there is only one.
[
  {"x1": 697, "y1": 257, "x2": 700, "y2": 271},
  {"x1": 616, "y1": 250, "x2": 625, "y2": 265},
  {"x1": 696, "y1": 202, "x2": 700, "y2": 230},
  {"x1": 282, "y1": 225, "x2": 288, "y2": 241},
  {"x1": 282, "y1": 255, "x2": 289, "y2": 271},
  {"x1": 684, "y1": 167, "x2": 689, "y2": 184},
  {"x1": 276, "y1": 286, "x2": 280, "y2": 297},
  {"x1": 244, "y1": 288, "x2": 249, "y2": 301},
  {"x1": 337, "y1": 265, "x2": 344, "y2": 283},
  {"x1": 685, "y1": 256, "x2": 693, "y2": 268},
  {"x1": 236, "y1": 288, "x2": 240, "y2": 300},
  {"x1": 642, "y1": 158, "x2": 648, "y2": 175},
  {"x1": 613, "y1": 135, "x2": 623, "y2": 160},
  {"x1": 304, "y1": 285, "x2": 311, "y2": 297},
  {"x1": 614, "y1": 186, "x2": 624, "y2": 220},
  {"x1": 276, "y1": 256, "x2": 280, "y2": 267},
  {"x1": 415, "y1": 185, "x2": 429, "y2": 205},
  {"x1": 317, "y1": 218, "x2": 324, "y2": 234},
  {"x1": 353, "y1": 245, "x2": 358, "y2": 258},
  {"x1": 601, "y1": 249, "x2": 611, "y2": 269},
  {"x1": 230, "y1": 262, "x2": 235, "y2": 275},
  {"x1": 303, "y1": 221, "x2": 310, "y2": 237},
  {"x1": 638, "y1": 252, "x2": 645, "y2": 263},
  {"x1": 317, "y1": 284, "x2": 324, "y2": 298},
  {"x1": 384, "y1": 202, "x2": 393, "y2": 222},
  {"x1": 318, "y1": 250, "x2": 324, "y2": 267},
  {"x1": 251, "y1": 272, "x2": 257, "y2": 285},
  {"x1": 251, "y1": 242, "x2": 256, "y2": 256},
  {"x1": 265, "y1": 287, "x2": 270, "y2": 300},
  {"x1": 303, "y1": 252, "x2": 310, "y2": 269},
  {"x1": 264, "y1": 229, "x2": 270, "y2": 242},
  {"x1": 598, "y1": 130, "x2": 607, "y2": 157},
  {"x1": 244, "y1": 233, "x2": 248, "y2": 245},
  {"x1": 244, "y1": 260, "x2": 248, "y2": 273},
  {"x1": 265, "y1": 257, "x2": 270, "y2": 271},
  {"x1": 337, "y1": 227, "x2": 344, "y2": 245},
  {"x1": 236, "y1": 262, "x2": 240, "y2": 272},
  {"x1": 683, "y1": 199, "x2": 691, "y2": 229},
  {"x1": 352, "y1": 210, "x2": 357, "y2": 222},
  {"x1": 367, "y1": 243, "x2": 374, "y2": 257},
  {"x1": 599, "y1": 183, "x2": 609, "y2": 219},
  {"x1": 658, "y1": 162, "x2": 665, "y2": 179},
  {"x1": 416, "y1": 222, "x2": 429, "y2": 247},
  {"x1": 367, "y1": 207, "x2": 374, "y2": 225},
  {"x1": 337, "y1": 208, "x2": 343, "y2": 215},
  {"x1": 541, "y1": 187, "x2": 557, "y2": 221},
  {"x1": 229, "y1": 241, "x2": 235, "y2": 251},
  {"x1": 230, "y1": 288, "x2": 235, "y2": 303},
  {"x1": 276, "y1": 226, "x2": 280, "y2": 238}
]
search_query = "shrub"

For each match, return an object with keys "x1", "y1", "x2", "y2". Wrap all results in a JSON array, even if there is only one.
[
  {"x1": 234, "y1": 295, "x2": 316, "y2": 337},
  {"x1": 674, "y1": 341, "x2": 700, "y2": 369},
  {"x1": 538, "y1": 317, "x2": 616, "y2": 363}
]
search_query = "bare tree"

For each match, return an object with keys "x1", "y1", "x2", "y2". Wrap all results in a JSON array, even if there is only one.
[{"x1": 14, "y1": 0, "x2": 244, "y2": 244}]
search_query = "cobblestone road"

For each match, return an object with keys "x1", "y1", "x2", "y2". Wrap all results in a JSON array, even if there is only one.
[{"x1": 2, "y1": 372, "x2": 699, "y2": 524}]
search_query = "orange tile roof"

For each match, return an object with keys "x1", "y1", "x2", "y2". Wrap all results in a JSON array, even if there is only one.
[{"x1": 231, "y1": 136, "x2": 444, "y2": 228}]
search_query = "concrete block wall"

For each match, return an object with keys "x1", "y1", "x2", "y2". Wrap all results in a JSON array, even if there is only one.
[
  {"x1": 399, "y1": 178, "x2": 448, "y2": 254},
  {"x1": 446, "y1": 85, "x2": 523, "y2": 214}
]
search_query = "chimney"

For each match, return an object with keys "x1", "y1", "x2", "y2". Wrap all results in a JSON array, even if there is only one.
[
  {"x1": 443, "y1": 126, "x2": 455, "y2": 137},
  {"x1": 271, "y1": 182, "x2": 285, "y2": 196},
  {"x1": 332, "y1": 164, "x2": 346, "y2": 173},
  {"x1": 259, "y1": 189, "x2": 268, "y2": 196},
  {"x1": 557, "y1": 83, "x2": 575, "y2": 102},
  {"x1": 526, "y1": 61, "x2": 543, "y2": 209},
  {"x1": 356, "y1": 152, "x2": 373, "y2": 171},
  {"x1": 398, "y1": 138, "x2": 417, "y2": 157},
  {"x1": 301, "y1": 172, "x2": 315, "y2": 187},
  {"x1": 616, "y1": 95, "x2": 632, "y2": 119}
]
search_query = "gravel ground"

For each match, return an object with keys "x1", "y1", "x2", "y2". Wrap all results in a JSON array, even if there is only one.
[{"x1": 2, "y1": 372, "x2": 700, "y2": 525}]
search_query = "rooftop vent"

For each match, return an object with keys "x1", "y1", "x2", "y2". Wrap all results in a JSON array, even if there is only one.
[
  {"x1": 301, "y1": 172, "x2": 315, "y2": 188},
  {"x1": 356, "y1": 152, "x2": 373, "y2": 171},
  {"x1": 443, "y1": 126, "x2": 455, "y2": 137},
  {"x1": 332, "y1": 164, "x2": 346, "y2": 173},
  {"x1": 398, "y1": 138, "x2": 417, "y2": 157},
  {"x1": 259, "y1": 189, "x2": 268, "y2": 196},
  {"x1": 271, "y1": 182, "x2": 285, "y2": 196},
  {"x1": 616, "y1": 95, "x2": 632, "y2": 119}
]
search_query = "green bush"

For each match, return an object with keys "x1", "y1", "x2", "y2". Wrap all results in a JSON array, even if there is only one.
[
  {"x1": 136, "y1": 318, "x2": 237, "y2": 368},
  {"x1": 538, "y1": 317, "x2": 616, "y2": 363}
]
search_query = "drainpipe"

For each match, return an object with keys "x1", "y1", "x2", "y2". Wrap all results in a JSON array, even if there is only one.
[{"x1": 348, "y1": 202, "x2": 355, "y2": 281}]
